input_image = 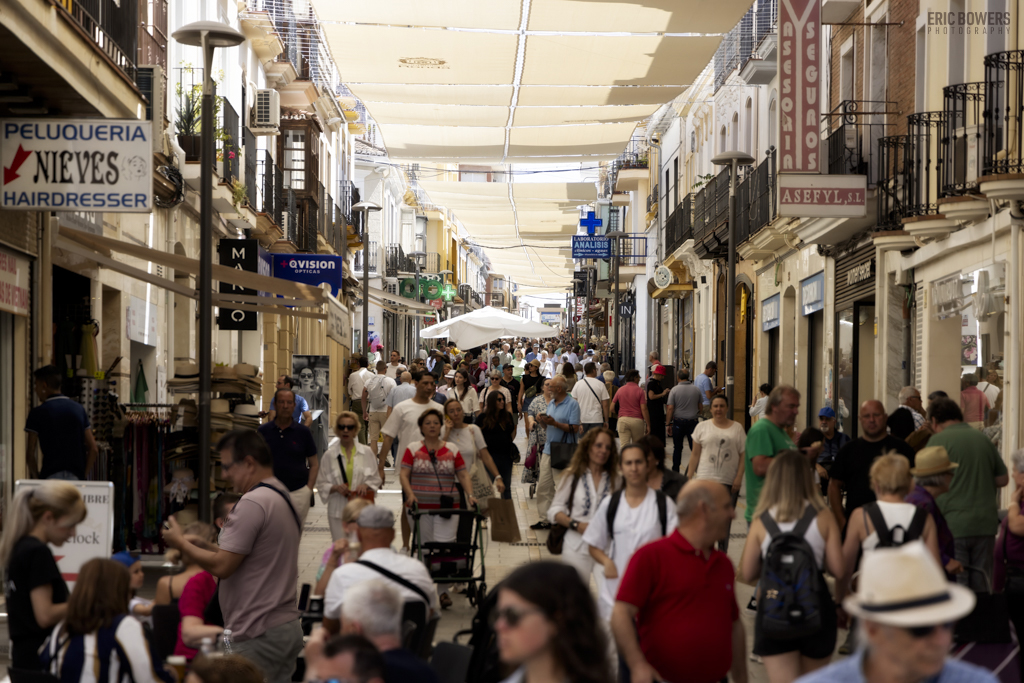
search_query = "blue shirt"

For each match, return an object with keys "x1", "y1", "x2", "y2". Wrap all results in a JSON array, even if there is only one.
[
  {"x1": 795, "y1": 651, "x2": 997, "y2": 683},
  {"x1": 268, "y1": 393, "x2": 310, "y2": 423},
  {"x1": 525, "y1": 352, "x2": 537, "y2": 363},
  {"x1": 694, "y1": 373, "x2": 714, "y2": 405},
  {"x1": 256, "y1": 421, "x2": 318, "y2": 491},
  {"x1": 25, "y1": 395, "x2": 91, "y2": 479},
  {"x1": 543, "y1": 395, "x2": 581, "y2": 455},
  {"x1": 387, "y1": 384, "x2": 417, "y2": 408}
]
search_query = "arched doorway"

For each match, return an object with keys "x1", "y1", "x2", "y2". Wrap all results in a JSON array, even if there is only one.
[{"x1": 716, "y1": 273, "x2": 754, "y2": 425}]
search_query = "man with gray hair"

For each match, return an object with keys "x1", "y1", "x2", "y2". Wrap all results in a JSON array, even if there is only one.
[
  {"x1": 612, "y1": 480, "x2": 747, "y2": 683},
  {"x1": 743, "y1": 385, "x2": 800, "y2": 528},
  {"x1": 887, "y1": 386, "x2": 926, "y2": 440},
  {"x1": 666, "y1": 369, "x2": 703, "y2": 473},
  {"x1": 531, "y1": 374, "x2": 580, "y2": 530},
  {"x1": 959, "y1": 373, "x2": 990, "y2": 428},
  {"x1": 340, "y1": 579, "x2": 439, "y2": 683}
]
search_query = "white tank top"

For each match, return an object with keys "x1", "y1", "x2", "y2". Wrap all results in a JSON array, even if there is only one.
[
  {"x1": 861, "y1": 501, "x2": 920, "y2": 554},
  {"x1": 759, "y1": 504, "x2": 827, "y2": 570}
]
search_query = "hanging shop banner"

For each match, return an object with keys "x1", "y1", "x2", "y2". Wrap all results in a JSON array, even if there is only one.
[
  {"x1": 571, "y1": 235, "x2": 611, "y2": 259},
  {"x1": 778, "y1": 0, "x2": 820, "y2": 173},
  {"x1": 778, "y1": 174, "x2": 866, "y2": 217},
  {"x1": 1, "y1": 119, "x2": 153, "y2": 211},
  {"x1": 274, "y1": 254, "x2": 342, "y2": 297},
  {"x1": 931, "y1": 273, "x2": 964, "y2": 320},
  {"x1": 326, "y1": 293, "x2": 350, "y2": 347},
  {"x1": 15, "y1": 480, "x2": 113, "y2": 591},
  {"x1": 399, "y1": 278, "x2": 442, "y2": 300},
  {"x1": 218, "y1": 239, "x2": 271, "y2": 331},
  {"x1": 800, "y1": 271, "x2": 825, "y2": 316},
  {"x1": 292, "y1": 355, "x2": 330, "y2": 447},
  {"x1": 762, "y1": 293, "x2": 781, "y2": 332},
  {"x1": 540, "y1": 311, "x2": 562, "y2": 324},
  {"x1": 0, "y1": 245, "x2": 30, "y2": 317}
]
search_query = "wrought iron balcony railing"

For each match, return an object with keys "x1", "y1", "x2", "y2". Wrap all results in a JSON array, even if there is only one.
[
  {"x1": 942, "y1": 82, "x2": 986, "y2": 196},
  {"x1": 664, "y1": 194, "x2": 693, "y2": 256},
  {"x1": 52, "y1": 0, "x2": 137, "y2": 82},
  {"x1": 983, "y1": 50, "x2": 1024, "y2": 176},
  {"x1": 824, "y1": 100, "x2": 894, "y2": 187}
]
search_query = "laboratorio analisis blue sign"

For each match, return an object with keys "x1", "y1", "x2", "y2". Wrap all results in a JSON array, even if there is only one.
[
  {"x1": 274, "y1": 255, "x2": 342, "y2": 297},
  {"x1": 571, "y1": 235, "x2": 611, "y2": 259}
]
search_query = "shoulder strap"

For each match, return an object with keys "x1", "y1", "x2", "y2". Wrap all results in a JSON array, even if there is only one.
[
  {"x1": 606, "y1": 490, "x2": 624, "y2": 532},
  {"x1": 356, "y1": 560, "x2": 431, "y2": 604},
  {"x1": 760, "y1": 510, "x2": 782, "y2": 539},
  {"x1": 336, "y1": 453, "x2": 349, "y2": 485},
  {"x1": 656, "y1": 490, "x2": 668, "y2": 537},
  {"x1": 791, "y1": 504, "x2": 818, "y2": 539},
  {"x1": 906, "y1": 505, "x2": 928, "y2": 541},
  {"x1": 865, "y1": 502, "x2": 892, "y2": 546},
  {"x1": 567, "y1": 474, "x2": 580, "y2": 516},
  {"x1": 253, "y1": 482, "x2": 302, "y2": 530},
  {"x1": 584, "y1": 377, "x2": 602, "y2": 403}
]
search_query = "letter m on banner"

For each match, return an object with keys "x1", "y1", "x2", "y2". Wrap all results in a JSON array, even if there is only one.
[{"x1": 778, "y1": 0, "x2": 820, "y2": 173}]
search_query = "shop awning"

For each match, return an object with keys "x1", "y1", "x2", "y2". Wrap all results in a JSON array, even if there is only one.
[
  {"x1": 57, "y1": 227, "x2": 325, "y2": 305},
  {"x1": 366, "y1": 286, "x2": 439, "y2": 314}
]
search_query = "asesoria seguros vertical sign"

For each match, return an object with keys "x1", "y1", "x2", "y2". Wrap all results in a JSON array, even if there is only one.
[{"x1": 779, "y1": 0, "x2": 820, "y2": 173}]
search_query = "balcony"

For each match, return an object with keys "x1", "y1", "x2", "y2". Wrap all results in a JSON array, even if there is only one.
[
  {"x1": 420, "y1": 253, "x2": 442, "y2": 274},
  {"x1": 738, "y1": 0, "x2": 778, "y2": 85},
  {"x1": 938, "y1": 82, "x2": 990, "y2": 223},
  {"x1": 692, "y1": 167, "x2": 730, "y2": 259},
  {"x1": 737, "y1": 150, "x2": 787, "y2": 259},
  {"x1": 219, "y1": 97, "x2": 240, "y2": 185},
  {"x1": 898, "y1": 112, "x2": 956, "y2": 241},
  {"x1": 255, "y1": 151, "x2": 284, "y2": 231},
  {"x1": 613, "y1": 136, "x2": 650, "y2": 192},
  {"x1": 53, "y1": 0, "x2": 138, "y2": 82},
  {"x1": 385, "y1": 246, "x2": 416, "y2": 277},
  {"x1": 490, "y1": 292, "x2": 506, "y2": 308},
  {"x1": 338, "y1": 180, "x2": 355, "y2": 225},
  {"x1": 980, "y1": 50, "x2": 1024, "y2": 201},
  {"x1": 664, "y1": 195, "x2": 693, "y2": 256},
  {"x1": 353, "y1": 242, "x2": 379, "y2": 276}
]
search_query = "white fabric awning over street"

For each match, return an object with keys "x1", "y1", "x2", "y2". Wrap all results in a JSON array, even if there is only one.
[
  {"x1": 310, "y1": 0, "x2": 754, "y2": 163},
  {"x1": 420, "y1": 306, "x2": 557, "y2": 347}
]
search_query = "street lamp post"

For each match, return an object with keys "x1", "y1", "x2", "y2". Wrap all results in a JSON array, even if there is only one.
[
  {"x1": 352, "y1": 202, "x2": 381, "y2": 360},
  {"x1": 580, "y1": 264, "x2": 597, "y2": 351},
  {"x1": 711, "y1": 151, "x2": 755, "y2": 409},
  {"x1": 606, "y1": 230, "x2": 625, "y2": 374},
  {"x1": 408, "y1": 251, "x2": 426, "y2": 351},
  {"x1": 171, "y1": 21, "x2": 244, "y2": 523}
]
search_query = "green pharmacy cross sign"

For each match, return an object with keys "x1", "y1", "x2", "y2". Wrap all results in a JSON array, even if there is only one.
[{"x1": 441, "y1": 283, "x2": 457, "y2": 301}]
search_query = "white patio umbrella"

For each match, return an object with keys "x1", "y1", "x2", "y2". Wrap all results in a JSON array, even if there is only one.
[{"x1": 420, "y1": 306, "x2": 557, "y2": 348}]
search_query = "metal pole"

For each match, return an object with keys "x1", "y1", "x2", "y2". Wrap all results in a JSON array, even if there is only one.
[
  {"x1": 585, "y1": 264, "x2": 591, "y2": 350},
  {"x1": 362, "y1": 214, "x2": 370, "y2": 359},
  {"x1": 614, "y1": 238, "x2": 621, "y2": 374},
  {"x1": 725, "y1": 159, "x2": 738, "y2": 409},
  {"x1": 414, "y1": 264, "x2": 421, "y2": 351},
  {"x1": 197, "y1": 36, "x2": 215, "y2": 523}
]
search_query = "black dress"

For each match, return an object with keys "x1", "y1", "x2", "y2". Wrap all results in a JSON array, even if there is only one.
[
  {"x1": 647, "y1": 379, "x2": 667, "y2": 442},
  {"x1": 480, "y1": 417, "x2": 516, "y2": 500}
]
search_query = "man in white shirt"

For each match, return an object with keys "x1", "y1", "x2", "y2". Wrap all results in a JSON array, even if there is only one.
[
  {"x1": 566, "y1": 344, "x2": 580, "y2": 370},
  {"x1": 571, "y1": 362, "x2": 610, "y2": 434},
  {"x1": 978, "y1": 370, "x2": 1001, "y2": 408},
  {"x1": 380, "y1": 371, "x2": 440, "y2": 549},
  {"x1": 384, "y1": 351, "x2": 406, "y2": 382},
  {"x1": 584, "y1": 444, "x2": 677, "y2": 620},
  {"x1": 362, "y1": 361, "x2": 397, "y2": 460},
  {"x1": 348, "y1": 358, "x2": 373, "y2": 444},
  {"x1": 498, "y1": 343, "x2": 513, "y2": 367},
  {"x1": 322, "y1": 506, "x2": 438, "y2": 635}
]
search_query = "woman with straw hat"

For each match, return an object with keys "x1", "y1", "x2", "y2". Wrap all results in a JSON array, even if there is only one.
[{"x1": 906, "y1": 446, "x2": 963, "y2": 579}]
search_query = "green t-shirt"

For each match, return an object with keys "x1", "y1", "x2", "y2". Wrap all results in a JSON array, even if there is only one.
[
  {"x1": 743, "y1": 418, "x2": 795, "y2": 523},
  {"x1": 930, "y1": 423, "x2": 1007, "y2": 537}
]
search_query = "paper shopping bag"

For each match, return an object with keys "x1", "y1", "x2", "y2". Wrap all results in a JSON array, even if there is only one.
[{"x1": 487, "y1": 497, "x2": 522, "y2": 544}]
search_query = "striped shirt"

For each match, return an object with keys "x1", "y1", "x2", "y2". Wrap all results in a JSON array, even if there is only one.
[
  {"x1": 42, "y1": 614, "x2": 173, "y2": 683},
  {"x1": 401, "y1": 440, "x2": 466, "y2": 509}
]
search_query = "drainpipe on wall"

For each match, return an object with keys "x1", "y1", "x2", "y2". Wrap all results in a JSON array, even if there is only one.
[
  {"x1": 1006, "y1": 200, "x2": 1024, "y2": 492},
  {"x1": 902, "y1": 275, "x2": 912, "y2": 388}
]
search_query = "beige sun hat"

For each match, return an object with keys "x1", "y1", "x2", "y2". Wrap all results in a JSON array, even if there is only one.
[
  {"x1": 210, "y1": 399, "x2": 231, "y2": 415},
  {"x1": 843, "y1": 541, "x2": 975, "y2": 628},
  {"x1": 909, "y1": 446, "x2": 959, "y2": 477}
]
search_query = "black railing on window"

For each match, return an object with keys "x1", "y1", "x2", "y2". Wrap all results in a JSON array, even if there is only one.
[
  {"x1": 354, "y1": 241, "x2": 378, "y2": 275},
  {"x1": 735, "y1": 174, "x2": 751, "y2": 244},
  {"x1": 824, "y1": 100, "x2": 893, "y2": 187},
  {"x1": 942, "y1": 82, "x2": 986, "y2": 196},
  {"x1": 52, "y1": 0, "x2": 137, "y2": 81},
  {"x1": 906, "y1": 112, "x2": 947, "y2": 218},
  {"x1": 256, "y1": 151, "x2": 282, "y2": 226},
  {"x1": 385, "y1": 245, "x2": 415, "y2": 277},
  {"x1": 243, "y1": 128, "x2": 257, "y2": 207},
  {"x1": 219, "y1": 97, "x2": 240, "y2": 184},
  {"x1": 664, "y1": 194, "x2": 693, "y2": 256},
  {"x1": 983, "y1": 50, "x2": 1022, "y2": 176},
  {"x1": 423, "y1": 253, "x2": 441, "y2": 273},
  {"x1": 878, "y1": 135, "x2": 912, "y2": 230},
  {"x1": 339, "y1": 180, "x2": 354, "y2": 224},
  {"x1": 747, "y1": 148, "x2": 777, "y2": 238}
]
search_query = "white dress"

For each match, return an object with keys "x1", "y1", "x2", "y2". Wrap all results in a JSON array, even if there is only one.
[{"x1": 547, "y1": 470, "x2": 615, "y2": 584}]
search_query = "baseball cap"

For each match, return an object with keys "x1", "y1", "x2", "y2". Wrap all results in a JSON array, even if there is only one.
[
  {"x1": 357, "y1": 506, "x2": 395, "y2": 529},
  {"x1": 111, "y1": 551, "x2": 138, "y2": 569},
  {"x1": 818, "y1": 406, "x2": 836, "y2": 418}
]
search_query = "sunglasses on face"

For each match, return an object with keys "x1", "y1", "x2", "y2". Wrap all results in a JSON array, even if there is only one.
[
  {"x1": 336, "y1": 423, "x2": 358, "y2": 431},
  {"x1": 906, "y1": 622, "x2": 954, "y2": 638},
  {"x1": 488, "y1": 606, "x2": 542, "y2": 628}
]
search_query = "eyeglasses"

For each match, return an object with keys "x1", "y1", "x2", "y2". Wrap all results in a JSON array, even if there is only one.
[
  {"x1": 906, "y1": 622, "x2": 954, "y2": 638},
  {"x1": 299, "y1": 373, "x2": 313, "y2": 379},
  {"x1": 336, "y1": 423, "x2": 357, "y2": 431},
  {"x1": 488, "y1": 606, "x2": 543, "y2": 628}
]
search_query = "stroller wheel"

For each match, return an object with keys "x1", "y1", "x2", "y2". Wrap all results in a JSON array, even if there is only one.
[
  {"x1": 466, "y1": 582, "x2": 477, "y2": 606},
  {"x1": 479, "y1": 583, "x2": 487, "y2": 602}
]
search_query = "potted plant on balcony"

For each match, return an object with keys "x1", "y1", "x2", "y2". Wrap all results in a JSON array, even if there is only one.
[{"x1": 175, "y1": 90, "x2": 201, "y2": 161}]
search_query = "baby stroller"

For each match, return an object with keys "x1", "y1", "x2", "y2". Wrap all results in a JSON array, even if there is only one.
[{"x1": 521, "y1": 444, "x2": 540, "y2": 498}]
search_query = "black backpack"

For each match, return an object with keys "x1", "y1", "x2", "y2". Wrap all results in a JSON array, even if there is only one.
[
  {"x1": 864, "y1": 502, "x2": 928, "y2": 547},
  {"x1": 758, "y1": 505, "x2": 823, "y2": 641},
  {"x1": 606, "y1": 489, "x2": 668, "y2": 537}
]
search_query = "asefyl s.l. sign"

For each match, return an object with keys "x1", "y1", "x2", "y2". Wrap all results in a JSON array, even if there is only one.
[
  {"x1": 1, "y1": 119, "x2": 153, "y2": 212},
  {"x1": 779, "y1": 0, "x2": 820, "y2": 173}
]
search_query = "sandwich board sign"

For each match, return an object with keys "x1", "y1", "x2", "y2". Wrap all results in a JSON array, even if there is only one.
[{"x1": 14, "y1": 480, "x2": 114, "y2": 591}]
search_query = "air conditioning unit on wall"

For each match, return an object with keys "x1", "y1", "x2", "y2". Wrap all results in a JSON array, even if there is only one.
[{"x1": 250, "y1": 89, "x2": 281, "y2": 135}]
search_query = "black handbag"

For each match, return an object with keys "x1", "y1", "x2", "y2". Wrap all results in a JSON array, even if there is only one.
[
  {"x1": 549, "y1": 430, "x2": 578, "y2": 470},
  {"x1": 953, "y1": 565, "x2": 1012, "y2": 644},
  {"x1": 545, "y1": 475, "x2": 579, "y2": 556}
]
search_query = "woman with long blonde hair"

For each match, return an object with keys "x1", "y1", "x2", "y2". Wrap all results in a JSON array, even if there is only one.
[
  {"x1": 0, "y1": 482, "x2": 86, "y2": 671},
  {"x1": 740, "y1": 450, "x2": 843, "y2": 683},
  {"x1": 547, "y1": 427, "x2": 621, "y2": 583},
  {"x1": 154, "y1": 521, "x2": 217, "y2": 608}
]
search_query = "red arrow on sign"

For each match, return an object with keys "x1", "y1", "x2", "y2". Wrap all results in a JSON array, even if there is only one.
[{"x1": 4, "y1": 145, "x2": 31, "y2": 185}]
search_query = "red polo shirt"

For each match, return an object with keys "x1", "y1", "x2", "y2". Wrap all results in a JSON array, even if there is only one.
[{"x1": 616, "y1": 530, "x2": 738, "y2": 683}]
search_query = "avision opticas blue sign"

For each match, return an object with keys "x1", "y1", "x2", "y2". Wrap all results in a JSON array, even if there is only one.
[
  {"x1": 571, "y1": 235, "x2": 611, "y2": 259},
  {"x1": 274, "y1": 255, "x2": 342, "y2": 297},
  {"x1": 1, "y1": 119, "x2": 153, "y2": 212}
]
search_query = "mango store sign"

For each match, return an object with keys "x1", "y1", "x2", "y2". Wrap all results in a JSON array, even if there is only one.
[
  {"x1": 778, "y1": 174, "x2": 866, "y2": 217},
  {"x1": 1, "y1": 119, "x2": 153, "y2": 212},
  {"x1": 779, "y1": 0, "x2": 820, "y2": 173}
]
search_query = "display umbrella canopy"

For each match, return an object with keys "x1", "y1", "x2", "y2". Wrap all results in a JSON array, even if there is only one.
[{"x1": 420, "y1": 306, "x2": 557, "y2": 348}]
